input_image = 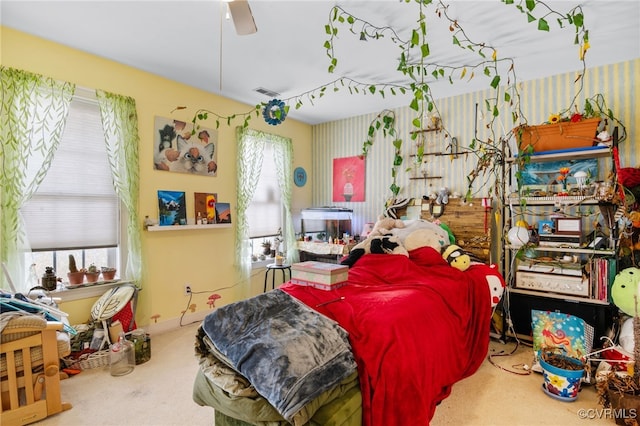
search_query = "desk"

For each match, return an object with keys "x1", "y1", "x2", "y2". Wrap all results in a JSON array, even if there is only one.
[{"x1": 264, "y1": 263, "x2": 291, "y2": 292}]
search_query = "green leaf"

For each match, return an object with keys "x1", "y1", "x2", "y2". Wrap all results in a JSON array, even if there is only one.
[
  {"x1": 538, "y1": 18, "x2": 550, "y2": 32},
  {"x1": 453, "y1": 36, "x2": 460, "y2": 46},
  {"x1": 573, "y1": 12, "x2": 584, "y2": 28},
  {"x1": 526, "y1": 12, "x2": 535, "y2": 23},
  {"x1": 410, "y1": 98, "x2": 419, "y2": 111},
  {"x1": 490, "y1": 75, "x2": 501, "y2": 89},
  {"x1": 525, "y1": 0, "x2": 535, "y2": 11},
  {"x1": 323, "y1": 41, "x2": 331, "y2": 49},
  {"x1": 324, "y1": 25, "x2": 331, "y2": 35},
  {"x1": 412, "y1": 117, "x2": 421, "y2": 127},
  {"x1": 411, "y1": 30, "x2": 419, "y2": 46},
  {"x1": 504, "y1": 92, "x2": 511, "y2": 102},
  {"x1": 421, "y1": 44, "x2": 430, "y2": 57},
  {"x1": 368, "y1": 85, "x2": 376, "y2": 94}
]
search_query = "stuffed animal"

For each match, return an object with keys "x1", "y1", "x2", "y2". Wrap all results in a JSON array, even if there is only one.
[
  {"x1": 441, "y1": 244, "x2": 471, "y2": 272},
  {"x1": 391, "y1": 219, "x2": 450, "y2": 250},
  {"x1": 404, "y1": 228, "x2": 449, "y2": 253},
  {"x1": 611, "y1": 267, "x2": 640, "y2": 317},
  {"x1": 436, "y1": 187, "x2": 450, "y2": 205},
  {"x1": 370, "y1": 216, "x2": 405, "y2": 237},
  {"x1": 340, "y1": 234, "x2": 408, "y2": 268}
]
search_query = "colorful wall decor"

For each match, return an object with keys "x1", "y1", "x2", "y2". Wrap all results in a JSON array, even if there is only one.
[
  {"x1": 332, "y1": 156, "x2": 365, "y2": 202},
  {"x1": 153, "y1": 116, "x2": 218, "y2": 176}
]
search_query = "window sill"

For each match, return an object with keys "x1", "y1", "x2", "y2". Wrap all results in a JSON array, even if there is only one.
[{"x1": 50, "y1": 280, "x2": 134, "y2": 302}]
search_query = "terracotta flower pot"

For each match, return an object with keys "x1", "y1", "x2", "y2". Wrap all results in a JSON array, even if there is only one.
[
  {"x1": 101, "y1": 269, "x2": 117, "y2": 281},
  {"x1": 67, "y1": 271, "x2": 85, "y2": 285},
  {"x1": 85, "y1": 272, "x2": 100, "y2": 283}
]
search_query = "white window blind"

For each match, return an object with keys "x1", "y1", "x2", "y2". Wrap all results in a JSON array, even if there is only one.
[
  {"x1": 21, "y1": 93, "x2": 119, "y2": 250},
  {"x1": 247, "y1": 143, "x2": 282, "y2": 238}
]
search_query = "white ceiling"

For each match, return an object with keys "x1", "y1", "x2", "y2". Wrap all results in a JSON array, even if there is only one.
[{"x1": 2, "y1": 0, "x2": 639, "y2": 125}]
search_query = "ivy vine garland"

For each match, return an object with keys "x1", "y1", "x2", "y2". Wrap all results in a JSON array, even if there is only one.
[{"x1": 263, "y1": 99, "x2": 287, "y2": 125}]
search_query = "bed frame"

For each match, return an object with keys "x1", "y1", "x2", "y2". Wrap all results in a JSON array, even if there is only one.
[{"x1": 1, "y1": 319, "x2": 72, "y2": 426}]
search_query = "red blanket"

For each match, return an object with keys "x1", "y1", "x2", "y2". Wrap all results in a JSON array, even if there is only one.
[{"x1": 281, "y1": 247, "x2": 493, "y2": 426}]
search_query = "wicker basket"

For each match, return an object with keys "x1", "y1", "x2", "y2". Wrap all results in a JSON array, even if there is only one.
[{"x1": 63, "y1": 349, "x2": 110, "y2": 370}]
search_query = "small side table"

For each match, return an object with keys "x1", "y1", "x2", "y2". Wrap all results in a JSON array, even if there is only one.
[{"x1": 264, "y1": 263, "x2": 291, "y2": 292}]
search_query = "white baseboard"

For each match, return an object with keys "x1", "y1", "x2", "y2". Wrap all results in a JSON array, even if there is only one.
[{"x1": 146, "y1": 310, "x2": 209, "y2": 335}]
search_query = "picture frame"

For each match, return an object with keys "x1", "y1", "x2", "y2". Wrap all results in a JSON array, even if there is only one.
[
  {"x1": 538, "y1": 220, "x2": 555, "y2": 235},
  {"x1": 157, "y1": 190, "x2": 187, "y2": 226},
  {"x1": 194, "y1": 192, "x2": 218, "y2": 224},
  {"x1": 153, "y1": 117, "x2": 218, "y2": 176},
  {"x1": 215, "y1": 202, "x2": 232, "y2": 224},
  {"x1": 554, "y1": 218, "x2": 582, "y2": 236}
]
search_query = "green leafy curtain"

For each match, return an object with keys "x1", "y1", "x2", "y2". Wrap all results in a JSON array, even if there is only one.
[
  {"x1": 235, "y1": 127, "x2": 297, "y2": 290},
  {"x1": 0, "y1": 66, "x2": 75, "y2": 292},
  {"x1": 96, "y1": 90, "x2": 142, "y2": 287}
]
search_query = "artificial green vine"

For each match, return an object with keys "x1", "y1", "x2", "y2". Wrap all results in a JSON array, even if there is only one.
[
  {"x1": 187, "y1": 0, "x2": 592, "y2": 203},
  {"x1": 359, "y1": 110, "x2": 403, "y2": 197}
]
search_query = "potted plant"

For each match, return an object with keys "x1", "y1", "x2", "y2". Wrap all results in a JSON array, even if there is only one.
[
  {"x1": 261, "y1": 240, "x2": 272, "y2": 256},
  {"x1": 101, "y1": 266, "x2": 117, "y2": 281},
  {"x1": 85, "y1": 264, "x2": 100, "y2": 283},
  {"x1": 67, "y1": 254, "x2": 84, "y2": 285}
]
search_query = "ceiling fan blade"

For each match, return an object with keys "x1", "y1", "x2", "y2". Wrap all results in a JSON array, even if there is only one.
[{"x1": 228, "y1": 0, "x2": 257, "y2": 35}]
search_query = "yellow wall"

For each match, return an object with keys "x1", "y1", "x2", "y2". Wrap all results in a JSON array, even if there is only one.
[{"x1": 1, "y1": 27, "x2": 313, "y2": 327}]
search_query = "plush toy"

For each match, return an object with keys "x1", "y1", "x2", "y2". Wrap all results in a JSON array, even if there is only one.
[
  {"x1": 391, "y1": 219, "x2": 450, "y2": 251},
  {"x1": 370, "y1": 216, "x2": 405, "y2": 237},
  {"x1": 441, "y1": 244, "x2": 471, "y2": 272},
  {"x1": 341, "y1": 234, "x2": 408, "y2": 267},
  {"x1": 436, "y1": 187, "x2": 450, "y2": 205},
  {"x1": 611, "y1": 267, "x2": 640, "y2": 317},
  {"x1": 404, "y1": 228, "x2": 450, "y2": 253}
]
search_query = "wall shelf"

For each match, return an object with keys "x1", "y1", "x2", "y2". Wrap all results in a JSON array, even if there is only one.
[
  {"x1": 409, "y1": 127, "x2": 441, "y2": 135},
  {"x1": 146, "y1": 223, "x2": 232, "y2": 232},
  {"x1": 409, "y1": 176, "x2": 442, "y2": 180}
]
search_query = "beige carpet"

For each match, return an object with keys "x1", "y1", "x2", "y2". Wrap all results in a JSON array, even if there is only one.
[{"x1": 36, "y1": 324, "x2": 613, "y2": 426}]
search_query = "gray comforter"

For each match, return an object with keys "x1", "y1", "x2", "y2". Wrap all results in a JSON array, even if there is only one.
[{"x1": 200, "y1": 289, "x2": 357, "y2": 424}]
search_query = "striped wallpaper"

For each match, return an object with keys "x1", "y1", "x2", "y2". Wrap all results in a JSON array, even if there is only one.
[{"x1": 311, "y1": 59, "x2": 639, "y2": 236}]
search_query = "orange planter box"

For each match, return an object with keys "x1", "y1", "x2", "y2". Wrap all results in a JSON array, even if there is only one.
[{"x1": 516, "y1": 117, "x2": 600, "y2": 153}]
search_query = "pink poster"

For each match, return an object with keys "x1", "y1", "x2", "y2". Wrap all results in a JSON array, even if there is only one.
[{"x1": 333, "y1": 156, "x2": 365, "y2": 202}]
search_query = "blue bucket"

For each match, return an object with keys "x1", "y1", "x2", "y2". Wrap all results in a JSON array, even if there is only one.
[{"x1": 539, "y1": 353, "x2": 585, "y2": 402}]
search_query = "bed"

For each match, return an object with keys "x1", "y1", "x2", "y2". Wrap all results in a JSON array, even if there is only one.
[{"x1": 193, "y1": 203, "x2": 503, "y2": 425}]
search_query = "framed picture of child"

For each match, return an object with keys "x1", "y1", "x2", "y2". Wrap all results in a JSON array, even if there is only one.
[{"x1": 153, "y1": 116, "x2": 218, "y2": 176}]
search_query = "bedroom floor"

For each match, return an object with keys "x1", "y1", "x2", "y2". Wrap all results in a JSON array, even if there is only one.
[{"x1": 35, "y1": 324, "x2": 613, "y2": 426}]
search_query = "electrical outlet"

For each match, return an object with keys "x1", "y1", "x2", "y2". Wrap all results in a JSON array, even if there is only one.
[{"x1": 184, "y1": 285, "x2": 192, "y2": 296}]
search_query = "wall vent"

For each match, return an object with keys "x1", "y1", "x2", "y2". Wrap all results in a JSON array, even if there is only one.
[{"x1": 254, "y1": 87, "x2": 281, "y2": 98}]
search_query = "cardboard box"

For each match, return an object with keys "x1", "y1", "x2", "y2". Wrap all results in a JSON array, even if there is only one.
[
  {"x1": 290, "y1": 278, "x2": 348, "y2": 291},
  {"x1": 291, "y1": 261, "x2": 348, "y2": 285}
]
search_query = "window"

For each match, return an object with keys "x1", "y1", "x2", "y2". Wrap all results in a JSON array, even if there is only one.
[
  {"x1": 247, "y1": 142, "x2": 283, "y2": 260},
  {"x1": 21, "y1": 89, "x2": 122, "y2": 285}
]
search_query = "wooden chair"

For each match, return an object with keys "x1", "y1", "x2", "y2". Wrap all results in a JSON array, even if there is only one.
[{"x1": 1, "y1": 315, "x2": 72, "y2": 425}]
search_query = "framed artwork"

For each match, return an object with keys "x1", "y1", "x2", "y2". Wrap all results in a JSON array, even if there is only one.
[
  {"x1": 332, "y1": 156, "x2": 365, "y2": 202},
  {"x1": 519, "y1": 158, "x2": 597, "y2": 186},
  {"x1": 538, "y1": 220, "x2": 555, "y2": 235},
  {"x1": 555, "y1": 217, "x2": 582, "y2": 236},
  {"x1": 157, "y1": 190, "x2": 187, "y2": 226},
  {"x1": 215, "y1": 202, "x2": 232, "y2": 224},
  {"x1": 194, "y1": 192, "x2": 218, "y2": 224},
  {"x1": 153, "y1": 116, "x2": 218, "y2": 176}
]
